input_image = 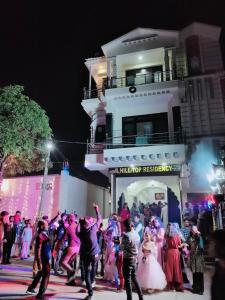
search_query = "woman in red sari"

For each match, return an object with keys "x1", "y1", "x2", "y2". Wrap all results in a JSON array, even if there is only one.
[
  {"x1": 120, "y1": 203, "x2": 130, "y2": 233},
  {"x1": 164, "y1": 223, "x2": 184, "y2": 292}
]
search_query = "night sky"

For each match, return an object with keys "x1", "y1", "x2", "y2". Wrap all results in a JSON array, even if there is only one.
[{"x1": 0, "y1": 1, "x2": 225, "y2": 183}]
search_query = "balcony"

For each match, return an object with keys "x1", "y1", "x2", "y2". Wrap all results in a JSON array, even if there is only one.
[
  {"x1": 87, "y1": 130, "x2": 185, "y2": 154},
  {"x1": 85, "y1": 131, "x2": 186, "y2": 170},
  {"x1": 104, "y1": 70, "x2": 181, "y2": 89},
  {"x1": 83, "y1": 70, "x2": 184, "y2": 100}
]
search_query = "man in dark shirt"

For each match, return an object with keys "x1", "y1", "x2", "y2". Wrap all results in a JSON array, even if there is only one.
[
  {"x1": 53, "y1": 213, "x2": 67, "y2": 275},
  {"x1": 121, "y1": 218, "x2": 143, "y2": 300},
  {"x1": 77, "y1": 203, "x2": 102, "y2": 300},
  {"x1": 2, "y1": 214, "x2": 16, "y2": 264},
  {"x1": 26, "y1": 220, "x2": 51, "y2": 298}
]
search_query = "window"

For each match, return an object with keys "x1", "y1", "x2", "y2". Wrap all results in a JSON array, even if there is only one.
[
  {"x1": 205, "y1": 77, "x2": 214, "y2": 99},
  {"x1": 126, "y1": 65, "x2": 163, "y2": 86},
  {"x1": 122, "y1": 113, "x2": 168, "y2": 145},
  {"x1": 172, "y1": 106, "x2": 181, "y2": 132},
  {"x1": 95, "y1": 125, "x2": 106, "y2": 143},
  {"x1": 197, "y1": 80, "x2": 203, "y2": 101},
  {"x1": 106, "y1": 113, "x2": 113, "y2": 138},
  {"x1": 188, "y1": 81, "x2": 195, "y2": 102}
]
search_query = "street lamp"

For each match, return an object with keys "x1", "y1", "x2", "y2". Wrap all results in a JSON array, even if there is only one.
[{"x1": 37, "y1": 141, "x2": 54, "y2": 219}]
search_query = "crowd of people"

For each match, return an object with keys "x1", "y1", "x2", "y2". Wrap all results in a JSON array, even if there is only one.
[{"x1": 0, "y1": 201, "x2": 225, "y2": 300}]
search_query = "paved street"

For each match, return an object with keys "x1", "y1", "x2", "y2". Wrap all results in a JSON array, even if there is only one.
[{"x1": 0, "y1": 258, "x2": 212, "y2": 300}]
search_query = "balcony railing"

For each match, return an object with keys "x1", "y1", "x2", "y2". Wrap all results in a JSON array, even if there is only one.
[
  {"x1": 83, "y1": 69, "x2": 184, "y2": 99},
  {"x1": 87, "y1": 130, "x2": 185, "y2": 154},
  {"x1": 104, "y1": 70, "x2": 180, "y2": 89}
]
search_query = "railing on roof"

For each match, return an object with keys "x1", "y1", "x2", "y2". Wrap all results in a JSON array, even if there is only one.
[
  {"x1": 83, "y1": 69, "x2": 184, "y2": 99},
  {"x1": 86, "y1": 130, "x2": 185, "y2": 154}
]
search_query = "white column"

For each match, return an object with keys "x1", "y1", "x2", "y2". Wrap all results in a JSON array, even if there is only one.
[
  {"x1": 110, "y1": 172, "x2": 116, "y2": 214},
  {"x1": 89, "y1": 64, "x2": 92, "y2": 98},
  {"x1": 107, "y1": 58, "x2": 111, "y2": 78},
  {"x1": 38, "y1": 149, "x2": 51, "y2": 218}
]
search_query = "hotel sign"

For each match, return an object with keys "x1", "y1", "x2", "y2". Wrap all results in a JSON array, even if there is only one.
[{"x1": 110, "y1": 164, "x2": 180, "y2": 176}]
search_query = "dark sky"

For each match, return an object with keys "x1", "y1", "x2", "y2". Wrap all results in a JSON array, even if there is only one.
[{"x1": 1, "y1": 0, "x2": 225, "y2": 169}]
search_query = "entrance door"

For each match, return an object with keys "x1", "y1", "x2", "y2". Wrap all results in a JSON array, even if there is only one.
[{"x1": 117, "y1": 179, "x2": 181, "y2": 226}]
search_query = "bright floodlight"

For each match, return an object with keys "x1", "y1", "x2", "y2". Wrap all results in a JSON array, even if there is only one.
[
  {"x1": 46, "y1": 141, "x2": 54, "y2": 150},
  {"x1": 138, "y1": 55, "x2": 143, "y2": 60}
]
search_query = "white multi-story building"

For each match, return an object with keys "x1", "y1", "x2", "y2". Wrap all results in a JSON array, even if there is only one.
[{"x1": 81, "y1": 22, "x2": 225, "y2": 225}]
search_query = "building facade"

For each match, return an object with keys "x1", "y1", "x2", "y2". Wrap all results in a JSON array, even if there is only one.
[{"x1": 82, "y1": 23, "x2": 225, "y2": 225}]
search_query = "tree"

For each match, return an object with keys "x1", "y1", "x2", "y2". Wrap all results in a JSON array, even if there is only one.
[{"x1": 0, "y1": 85, "x2": 52, "y2": 178}]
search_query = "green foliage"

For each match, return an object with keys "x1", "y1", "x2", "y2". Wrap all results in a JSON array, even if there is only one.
[{"x1": 0, "y1": 85, "x2": 52, "y2": 176}]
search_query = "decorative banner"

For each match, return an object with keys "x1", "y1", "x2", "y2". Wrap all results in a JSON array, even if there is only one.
[
  {"x1": 0, "y1": 175, "x2": 60, "y2": 222},
  {"x1": 110, "y1": 164, "x2": 181, "y2": 176}
]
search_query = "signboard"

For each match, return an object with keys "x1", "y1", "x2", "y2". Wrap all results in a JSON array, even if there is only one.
[{"x1": 110, "y1": 164, "x2": 181, "y2": 176}]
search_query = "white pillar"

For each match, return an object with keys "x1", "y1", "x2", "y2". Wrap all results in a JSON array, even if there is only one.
[
  {"x1": 89, "y1": 64, "x2": 92, "y2": 98},
  {"x1": 107, "y1": 58, "x2": 111, "y2": 78},
  {"x1": 38, "y1": 149, "x2": 51, "y2": 218},
  {"x1": 110, "y1": 172, "x2": 116, "y2": 214}
]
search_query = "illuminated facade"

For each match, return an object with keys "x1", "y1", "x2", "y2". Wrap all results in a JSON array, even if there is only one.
[
  {"x1": 0, "y1": 171, "x2": 110, "y2": 221},
  {"x1": 82, "y1": 23, "x2": 225, "y2": 223}
]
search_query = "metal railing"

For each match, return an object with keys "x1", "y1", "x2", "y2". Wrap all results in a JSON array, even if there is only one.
[
  {"x1": 83, "y1": 69, "x2": 184, "y2": 99},
  {"x1": 86, "y1": 130, "x2": 185, "y2": 154},
  {"x1": 83, "y1": 87, "x2": 103, "y2": 100},
  {"x1": 104, "y1": 70, "x2": 179, "y2": 89}
]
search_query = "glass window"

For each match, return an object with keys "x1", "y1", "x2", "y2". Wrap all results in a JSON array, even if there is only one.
[
  {"x1": 122, "y1": 113, "x2": 168, "y2": 145},
  {"x1": 126, "y1": 65, "x2": 163, "y2": 86}
]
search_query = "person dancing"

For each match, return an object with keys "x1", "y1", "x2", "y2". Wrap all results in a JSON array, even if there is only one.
[
  {"x1": 26, "y1": 220, "x2": 51, "y2": 298},
  {"x1": 121, "y1": 218, "x2": 143, "y2": 300},
  {"x1": 59, "y1": 214, "x2": 80, "y2": 284},
  {"x1": 77, "y1": 203, "x2": 102, "y2": 300}
]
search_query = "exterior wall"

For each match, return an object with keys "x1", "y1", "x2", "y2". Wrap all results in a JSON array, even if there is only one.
[
  {"x1": 0, "y1": 175, "x2": 60, "y2": 221},
  {"x1": 200, "y1": 37, "x2": 223, "y2": 72},
  {"x1": 58, "y1": 171, "x2": 110, "y2": 218},
  {"x1": 181, "y1": 74, "x2": 225, "y2": 138},
  {"x1": 58, "y1": 171, "x2": 88, "y2": 216},
  {"x1": 86, "y1": 183, "x2": 111, "y2": 218}
]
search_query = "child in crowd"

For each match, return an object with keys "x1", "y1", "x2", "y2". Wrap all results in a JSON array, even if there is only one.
[
  {"x1": 21, "y1": 220, "x2": 32, "y2": 259},
  {"x1": 137, "y1": 232, "x2": 167, "y2": 293},
  {"x1": 104, "y1": 231, "x2": 117, "y2": 283},
  {"x1": 114, "y1": 236, "x2": 124, "y2": 292}
]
